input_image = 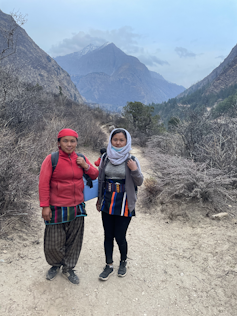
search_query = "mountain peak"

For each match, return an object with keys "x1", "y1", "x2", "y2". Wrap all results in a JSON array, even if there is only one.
[
  {"x1": 81, "y1": 42, "x2": 117, "y2": 55},
  {"x1": 97, "y1": 42, "x2": 113, "y2": 50},
  {"x1": 55, "y1": 44, "x2": 185, "y2": 108},
  {"x1": 57, "y1": 42, "x2": 115, "y2": 60},
  {"x1": 80, "y1": 43, "x2": 100, "y2": 56}
]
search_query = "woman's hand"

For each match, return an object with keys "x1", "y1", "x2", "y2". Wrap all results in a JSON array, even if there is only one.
[
  {"x1": 77, "y1": 157, "x2": 89, "y2": 170},
  {"x1": 127, "y1": 159, "x2": 137, "y2": 171},
  {"x1": 96, "y1": 199, "x2": 101, "y2": 212},
  {"x1": 42, "y1": 207, "x2": 52, "y2": 221}
]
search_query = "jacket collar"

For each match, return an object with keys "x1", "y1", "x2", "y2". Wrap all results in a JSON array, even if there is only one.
[{"x1": 59, "y1": 148, "x2": 77, "y2": 158}]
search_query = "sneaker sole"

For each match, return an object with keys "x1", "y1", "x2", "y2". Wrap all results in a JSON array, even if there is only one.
[
  {"x1": 118, "y1": 271, "x2": 127, "y2": 277},
  {"x1": 62, "y1": 273, "x2": 79, "y2": 285},
  {"x1": 99, "y1": 270, "x2": 114, "y2": 281}
]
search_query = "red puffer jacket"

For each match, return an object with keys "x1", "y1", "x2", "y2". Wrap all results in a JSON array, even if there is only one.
[{"x1": 39, "y1": 149, "x2": 99, "y2": 207}]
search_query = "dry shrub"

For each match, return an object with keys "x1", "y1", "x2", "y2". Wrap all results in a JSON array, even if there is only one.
[
  {"x1": 170, "y1": 111, "x2": 237, "y2": 173},
  {"x1": 193, "y1": 118, "x2": 237, "y2": 172},
  {"x1": 144, "y1": 150, "x2": 237, "y2": 213},
  {"x1": 131, "y1": 130, "x2": 149, "y2": 147},
  {"x1": 0, "y1": 128, "x2": 36, "y2": 216},
  {"x1": 144, "y1": 178, "x2": 162, "y2": 203},
  {"x1": 147, "y1": 133, "x2": 184, "y2": 156},
  {"x1": 144, "y1": 113, "x2": 237, "y2": 216},
  {"x1": 90, "y1": 106, "x2": 113, "y2": 125}
]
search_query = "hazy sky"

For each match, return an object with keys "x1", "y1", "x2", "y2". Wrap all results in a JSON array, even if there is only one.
[{"x1": 1, "y1": 0, "x2": 237, "y2": 88}]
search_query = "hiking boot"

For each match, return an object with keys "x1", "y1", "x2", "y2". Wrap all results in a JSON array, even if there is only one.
[
  {"x1": 62, "y1": 269, "x2": 79, "y2": 285},
  {"x1": 118, "y1": 260, "x2": 127, "y2": 277},
  {"x1": 99, "y1": 265, "x2": 114, "y2": 281},
  {"x1": 46, "y1": 266, "x2": 60, "y2": 280}
]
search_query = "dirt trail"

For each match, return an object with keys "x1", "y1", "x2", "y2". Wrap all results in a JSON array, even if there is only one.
[{"x1": 0, "y1": 146, "x2": 237, "y2": 316}]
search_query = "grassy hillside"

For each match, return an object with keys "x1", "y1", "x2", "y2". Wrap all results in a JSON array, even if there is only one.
[{"x1": 151, "y1": 83, "x2": 237, "y2": 124}]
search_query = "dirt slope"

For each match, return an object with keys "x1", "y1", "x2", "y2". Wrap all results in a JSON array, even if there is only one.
[{"x1": 0, "y1": 146, "x2": 236, "y2": 316}]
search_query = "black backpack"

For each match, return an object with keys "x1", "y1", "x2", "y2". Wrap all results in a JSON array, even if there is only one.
[{"x1": 51, "y1": 151, "x2": 93, "y2": 187}]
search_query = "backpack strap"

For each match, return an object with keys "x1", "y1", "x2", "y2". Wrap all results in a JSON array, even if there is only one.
[
  {"x1": 101, "y1": 152, "x2": 107, "y2": 162},
  {"x1": 77, "y1": 153, "x2": 86, "y2": 161},
  {"x1": 101, "y1": 152, "x2": 109, "y2": 167},
  {"x1": 51, "y1": 152, "x2": 59, "y2": 172}
]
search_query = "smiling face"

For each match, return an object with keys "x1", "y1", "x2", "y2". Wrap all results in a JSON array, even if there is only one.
[
  {"x1": 58, "y1": 136, "x2": 77, "y2": 154},
  {"x1": 111, "y1": 132, "x2": 127, "y2": 148}
]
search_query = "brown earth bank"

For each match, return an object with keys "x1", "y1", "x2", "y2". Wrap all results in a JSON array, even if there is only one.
[{"x1": 0, "y1": 146, "x2": 236, "y2": 316}]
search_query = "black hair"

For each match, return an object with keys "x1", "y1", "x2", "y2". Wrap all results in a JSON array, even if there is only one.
[
  {"x1": 111, "y1": 129, "x2": 127, "y2": 140},
  {"x1": 100, "y1": 148, "x2": 107, "y2": 155}
]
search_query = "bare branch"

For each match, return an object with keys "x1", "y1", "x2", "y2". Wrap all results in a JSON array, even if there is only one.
[{"x1": 0, "y1": 10, "x2": 27, "y2": 61}]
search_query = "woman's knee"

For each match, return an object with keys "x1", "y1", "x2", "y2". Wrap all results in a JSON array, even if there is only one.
[{"x1": 115, "y1": 234, "x2": 127, "y2": 246}]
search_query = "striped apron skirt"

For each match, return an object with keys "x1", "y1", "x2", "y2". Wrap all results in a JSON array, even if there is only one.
[{"x1": 101, "y1": 179, "x2": 135, "y2": 217}]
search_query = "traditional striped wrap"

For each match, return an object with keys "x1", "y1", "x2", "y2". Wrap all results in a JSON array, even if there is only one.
[{"x1": 45, "y1": 203, "x2": 87, "y2": 225}]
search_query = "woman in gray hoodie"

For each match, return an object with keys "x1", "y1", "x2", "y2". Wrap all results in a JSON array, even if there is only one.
[{"x1": 96, "y1": 128, "x2": 143, "y2": 281}]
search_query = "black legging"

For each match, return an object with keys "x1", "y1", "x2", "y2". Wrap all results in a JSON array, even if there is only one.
[{"x1": 101, "y1": 211, "x2": 131, "y2": 264}]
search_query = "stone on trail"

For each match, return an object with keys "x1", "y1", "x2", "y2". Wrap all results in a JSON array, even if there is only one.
[{"x1": 211, "y1": 212, "x2": 229, "y2": 220}]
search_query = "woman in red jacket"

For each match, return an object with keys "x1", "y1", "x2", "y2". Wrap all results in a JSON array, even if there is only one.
[{"x1": 39, "y1": 128, "x2": 99, "y2": 284}]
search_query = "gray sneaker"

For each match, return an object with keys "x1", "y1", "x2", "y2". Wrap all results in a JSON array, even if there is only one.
[
  {"x1": 62, "y1": 269, "x2": 79, "y2": 285},
  {"x1": 46, "y1": 266, "x2": 60, "y2": 281},
  {"x1": 118, "y1": 260, "x2": 127, "y2": 277},
  {"x1": 99, "y1": 265, "x2": 114, "y2": 281}
]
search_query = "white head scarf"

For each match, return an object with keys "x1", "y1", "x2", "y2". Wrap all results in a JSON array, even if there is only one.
[{"x1": 107, "y1": 128, "x2": 132, "y2": 165}]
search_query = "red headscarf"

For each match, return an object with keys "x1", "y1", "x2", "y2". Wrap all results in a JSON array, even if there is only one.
[{"x1": 57, "y1": 128, "x2": 78, "y2": 139}]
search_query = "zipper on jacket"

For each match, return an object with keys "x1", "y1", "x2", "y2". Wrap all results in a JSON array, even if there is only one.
[{"x1": 69, "y1": 154, "x2": 76, "y2": 206}]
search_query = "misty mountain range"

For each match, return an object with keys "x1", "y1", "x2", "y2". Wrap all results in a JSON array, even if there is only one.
[
  {"x1": 2, "y1": 7, "x2": 236, "y2": 124},
  {"x1": 55, "y1": 43, "x2": 185, "y2": 110},
  {"x1": 0, "y1": 9, "x2": 186, "y2": 111}
]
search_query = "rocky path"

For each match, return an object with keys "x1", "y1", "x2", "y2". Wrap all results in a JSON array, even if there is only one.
[{"x1": 0, "y1": 146, "x2": 236, "y2": 316}]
